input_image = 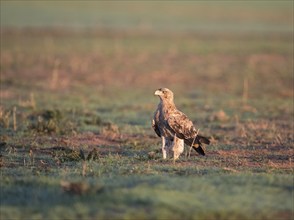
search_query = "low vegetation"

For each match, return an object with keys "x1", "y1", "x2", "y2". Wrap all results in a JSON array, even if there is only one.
[{"x1": 1, "y1": 2, "x2": 293, "y2": 220}]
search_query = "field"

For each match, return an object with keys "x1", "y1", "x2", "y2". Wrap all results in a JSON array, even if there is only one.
[{"x1": 0, "y1": 2, "x2": 293, "y2": 220}]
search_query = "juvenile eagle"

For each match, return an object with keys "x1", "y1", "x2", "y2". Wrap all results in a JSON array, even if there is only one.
[{"x1": 152, "y1": 88, "x2": 210, "y2": 160}]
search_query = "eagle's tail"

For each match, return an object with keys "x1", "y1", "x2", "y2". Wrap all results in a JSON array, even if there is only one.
[
  {"x1": 184, "y1": 135, "x2": 210, "y2": 156},
  {"x1": 197, "y1": 135, "x2": 210, "y2": 145},
  {"x1": 192, "y1": 145, "x2": 205, "y2": 156}
]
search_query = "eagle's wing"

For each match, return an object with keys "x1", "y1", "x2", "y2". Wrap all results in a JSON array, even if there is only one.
[
  {"x1": 167, "y1": 110, "x2": 208, "y2": 156},
  {"x1": 152, "y1": 119, "x2": 161, "y2": 137},
  {"x1": 167, "y1": 110, "x2": 196, "y2": 140},
  {"x1": 152, "y1": 107, "x2": 161, "y2": 137}
]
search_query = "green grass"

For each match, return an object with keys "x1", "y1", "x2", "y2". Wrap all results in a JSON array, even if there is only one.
[
  {"x1": 1, "y1": 2, "x2": 293, "y2": 220},
  {"x1": 1, "y1": 166, "x2": 293, "y2": 219}
]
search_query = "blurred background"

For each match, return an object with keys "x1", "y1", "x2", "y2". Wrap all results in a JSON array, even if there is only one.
[
  {"x1": 1, "y1": 1, "x2": 292, "y2": 31},
  {"x1": 1, "y1": 1, "x2": 293, "y2": 127}
]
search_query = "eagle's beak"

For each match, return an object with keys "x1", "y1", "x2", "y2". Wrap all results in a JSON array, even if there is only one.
[{"x1": 154, "y1": 90, "x2": 162, "y2": 96}]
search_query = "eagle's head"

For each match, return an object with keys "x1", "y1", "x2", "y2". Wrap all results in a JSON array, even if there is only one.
[{"x1": 154, "y1": 88, "x2": 174, "y2": 102}]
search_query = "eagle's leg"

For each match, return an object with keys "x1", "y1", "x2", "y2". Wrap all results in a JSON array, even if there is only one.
[
  {"x1": 172, "y1": 135, "x2": 184, "y2": 161},
  {"x1": 161, "y1": 136, "x2": 168, "y2": 159},
  {"x1": 188, "y1": 129, "x2": 200, "y2": 158}
]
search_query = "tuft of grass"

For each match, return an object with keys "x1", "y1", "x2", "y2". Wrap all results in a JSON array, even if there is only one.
[{"x1": 27, "y1": 109, "x2": 77, "y2": 135}]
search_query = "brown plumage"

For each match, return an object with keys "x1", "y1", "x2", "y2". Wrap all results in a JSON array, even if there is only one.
[{"x1": 152, "y1": 88, "x2": 210, "y2": 159}]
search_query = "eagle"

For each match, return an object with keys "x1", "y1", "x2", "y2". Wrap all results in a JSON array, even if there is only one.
[{"x1": 152, "y1": 88, "x2": 210, "y2": 160}]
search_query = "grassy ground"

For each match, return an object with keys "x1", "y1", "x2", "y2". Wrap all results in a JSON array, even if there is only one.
[{"x1": 1, "y1": 2, "x2": 293, "y2": 220}]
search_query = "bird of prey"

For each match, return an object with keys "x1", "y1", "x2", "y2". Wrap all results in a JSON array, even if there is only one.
[{"x1": 152, "y1": 88, "x2": 210, "y2": 160}]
